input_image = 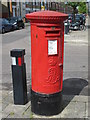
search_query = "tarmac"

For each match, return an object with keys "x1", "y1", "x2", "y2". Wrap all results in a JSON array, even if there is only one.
[{"x1": 0, "y1": 18, "x2": 89, "y2": 119}]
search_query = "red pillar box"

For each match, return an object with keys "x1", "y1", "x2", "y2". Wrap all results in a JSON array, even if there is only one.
[{"x1": 26, "y1": 11, "x2": 68, "y2": 115}]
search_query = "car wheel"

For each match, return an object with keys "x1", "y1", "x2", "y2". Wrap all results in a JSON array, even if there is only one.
[
  {"x1": 17, "y1": 25, "x2": 20, "y2": 30},
  {"x1": 2, "y1": 28, "x2": 5, "y2": 34},
  {"x1": 22, "y1": 25, "x2": 25, "y2": 29},
  {"x1": 11, "y1": 26, "x2": 14, "y2": 31},
  {"x1": 18, "y1": 27, "x2": 20, "y2": 30}
]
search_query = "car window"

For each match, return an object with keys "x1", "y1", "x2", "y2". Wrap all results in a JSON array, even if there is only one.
[
  {"x1": 9, "y1": 19, "x2": 15, "y2": 23},
  {"x1": 3, "y1": 19, "x2": 9, "y2": 24},
  {"x1": 10, "y1": 17, "x2": 17, "y2": 21},
  {"x1": 18, "y1": 17, "x2": 22, "y2": 20}
]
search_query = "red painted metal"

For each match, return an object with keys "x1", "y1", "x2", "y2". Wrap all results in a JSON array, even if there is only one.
[
  {"x1": 26, "y1": 11, "x2": 68, "y2": 94},
  {"x1": 26, "y1": 11, "x2": 68, "y2": 24},
  {"x1": 18, "y1": 57, "x2": 22, "y2": 66}
]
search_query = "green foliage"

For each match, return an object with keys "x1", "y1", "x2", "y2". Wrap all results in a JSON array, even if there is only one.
[
  {"x1": 67, "y1": 2, "x2": 87, "y2": 20},
  {"x1": 78, "y1": 2, "x2": 87, "y2": 13},
  {"x1": 67, "y1": 2, "x2": 80, "y2": 10},
  {"x1": 67, "y1": 2, "x2": 80, "y2": 20},
  {"x1": 67, "y1": 2, "x2": 87, "y2": 14}
]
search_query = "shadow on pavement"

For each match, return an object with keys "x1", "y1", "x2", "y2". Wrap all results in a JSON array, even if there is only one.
[
  {"x1": 27, "y1": 78, "x2": 88, "y2": 113},
  {"x1": 61, "y1": 78, "x2": 88, "y2": 112},
  {"x1": 2, "y1": 77, "x2": 88, "y2": 114}
]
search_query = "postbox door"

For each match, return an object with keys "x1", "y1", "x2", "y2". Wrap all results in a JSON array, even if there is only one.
[{"x1": 46, "y1": 37, "x2": 63, "y2": 93}]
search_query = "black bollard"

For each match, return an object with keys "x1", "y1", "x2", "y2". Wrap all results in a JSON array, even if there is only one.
[{"x1": 10, "y1": 49, "x2": 27, "y2": 105}]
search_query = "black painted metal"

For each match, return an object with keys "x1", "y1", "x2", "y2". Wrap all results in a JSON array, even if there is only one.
[
  {"x1": 11, "y1": 64, "x2": 27, "y2": 105},
  {"x1": 10, "y1": 49, "x2": 25, "y2": 57},
  {"x1": 31, "y1": 90, "x2": 62, "y2": 116}
]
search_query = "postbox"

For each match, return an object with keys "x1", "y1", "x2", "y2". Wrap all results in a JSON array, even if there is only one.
[{"x1": 26, "y1": 11, "x2": 68, "y2": 116}]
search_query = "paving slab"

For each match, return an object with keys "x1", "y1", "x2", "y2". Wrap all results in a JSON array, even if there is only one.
[
  {"x1": 63, "y1": 95, "x2": 88, "y2": 102},
  {"x1": 64, "y1": 29, "x2": 88, "y2": 44},
  {"x1": 21, "y1": 105, "x2": 32, "y2": 118},
  {"x1": 60, "y1": 101, "x2": 86, "y2": 118},
  {"x1": 2, "y1": 92, "x2": 13, "y2": 111},
  {"x1": 86, "y1": 102, "x2": 88, "y2": 118},
  {"x1": 2, "y1": 90, "x2": 10, "y2": 99},
  {"x1": 2, "y1": 101, "x2": 31, "y2": 118}
]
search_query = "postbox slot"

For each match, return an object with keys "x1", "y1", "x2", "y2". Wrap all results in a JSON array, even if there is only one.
[
  {"x1": 46, "y1": 31, "x2": 59, "y2": 35},
  {"x1": 45, "y1": 30, "x2": 60, "y2": 37}
]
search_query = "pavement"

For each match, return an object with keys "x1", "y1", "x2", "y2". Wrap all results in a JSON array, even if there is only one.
[
  {"x1": 64, "y1": 29, "x2": 88, "y2": 44},
  {"x1": 0, "y1": 18, "x2": 89, "y2": 119}
]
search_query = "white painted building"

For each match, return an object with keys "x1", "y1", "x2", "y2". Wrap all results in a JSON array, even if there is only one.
[{"x1": 21, "y1": 2, "x2": 26, "y2": 18}]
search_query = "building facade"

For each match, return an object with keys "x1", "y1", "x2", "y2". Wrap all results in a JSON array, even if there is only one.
[
  {"x1": 1, "y1": 2, "x2": 9, "y2": 18},
  {"x1": 1, "y1": 1, "x2": 73, "y2": 18}
]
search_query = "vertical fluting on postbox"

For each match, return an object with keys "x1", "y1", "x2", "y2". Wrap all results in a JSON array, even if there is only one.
[{"x1": 26, "y1": 11, "x2": 68, "y2": 116}]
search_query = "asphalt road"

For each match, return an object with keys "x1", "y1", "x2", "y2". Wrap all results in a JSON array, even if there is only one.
[
  {"x1": 2, "y1": 26, "x2": 88, "y2": 96},
  {"x1": 2, "y1": 27, "x2": 31, "y2": 92}
]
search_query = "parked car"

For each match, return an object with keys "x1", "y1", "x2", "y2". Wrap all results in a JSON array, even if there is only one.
[
  {"x1": 8, "y1": 17, "x2": 25, "y2": 30},
  {"x1": 0, "y1": 18, "x2": 14, "y2": 34}
]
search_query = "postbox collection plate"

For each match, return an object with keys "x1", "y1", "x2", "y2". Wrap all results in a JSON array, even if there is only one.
[{"x1": 48, "y1": 40, "x2": 57, "y2": 55}]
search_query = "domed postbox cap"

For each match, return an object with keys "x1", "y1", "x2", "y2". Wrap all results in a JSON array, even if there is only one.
[{"x1": 26, "y1": 11, "x2": 68, "y2": 24}]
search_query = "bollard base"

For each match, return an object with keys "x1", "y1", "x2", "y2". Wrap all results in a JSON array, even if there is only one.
[{"x1": 31, "y1": 90, "x2": 62, "y2": 116}]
